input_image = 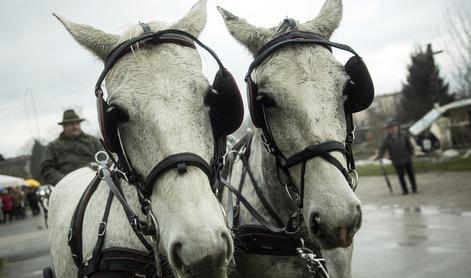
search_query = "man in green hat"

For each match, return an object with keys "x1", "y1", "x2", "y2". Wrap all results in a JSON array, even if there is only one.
[
  {"x1": 376, "y1": 120, "x2": 418, "y2": 195},
  {"x1": 40, "y1": 109, "x2": 103, "y2": 185}
]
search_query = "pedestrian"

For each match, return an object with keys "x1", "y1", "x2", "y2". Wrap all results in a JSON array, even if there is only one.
[
  {"x1": 1, "y1": 189, "x2": 13, "y2": 222},
  {"x1": 377, "y1": 120, "x2": 418, "y2": 195},
  {"x1": 26, "y1": 187, "x2": 40, "y2": 216},
  {"x1": 40, "y1": 109, "x2": 103, "y2": 186},
  {"x1": 0, "y1": 190, "x2": 4, "y2": 223},
  {"x1": 10, "y1": 187, "x2": 25, "y2": 219}
]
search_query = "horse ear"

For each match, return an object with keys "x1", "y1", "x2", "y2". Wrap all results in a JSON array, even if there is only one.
[
  {"x1": 53, "y1": 13, "x2": 118, "y2": 61},
  {"x1": 299, "y1": 0, "x2": 343, "y2": 39},
  {"x1": 217, "y1": 6, "x2": 272, "y2": 55},
  {"x1": 171, "y1": 0, "x2": 207, "y2": 37}
]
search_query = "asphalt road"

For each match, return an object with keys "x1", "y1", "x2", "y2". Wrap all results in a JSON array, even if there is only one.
[
  {"x1": 352, "y1": 171, "x2": 471, "y2": 278},
  {"x1": 0, "y1": 213, "x2": 50, "y2": 278},
  {"x1": 0, "y1": 171, "x2": 470, "y2": 278}
]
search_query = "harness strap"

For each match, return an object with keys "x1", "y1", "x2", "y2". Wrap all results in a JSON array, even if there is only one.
[
  {"x1": 68, "y1": 174, "x2": 101, "y2": 267},
  {"x1": 345, "y1": 112, "x2": 356, "y2": 170},
  {"x1": 233, "y1": 167, "x2": 247, "y2": 227},
  {"x1": 142, "y1": 152, "x2": 213, "y2": 197},
  {"x1": 235, "y1": 224, "x2": 304, "y2": 256},
  {"x1": 220, "y1": 178, "x2": 286, "y2": 233},
  {"x1": 281, "y1": 141, "x2": 347, "y2": 168},
  {"x1": 82, "y1": 190, "x2": 114, "y2": 276},
  {"x1": 240, "y1": 155, "x2": 285, "y2": 227},
  {"x1": 280, "y1": 141, "x2": 353, "y2": 188},
  {"x1": 101, "y1": 167, "x2": 153, "y2": 251}
]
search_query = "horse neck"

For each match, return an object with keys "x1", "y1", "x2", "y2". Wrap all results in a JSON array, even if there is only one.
[{"x1": 246, "y1": 129, "x2": 295, "y2": 223}]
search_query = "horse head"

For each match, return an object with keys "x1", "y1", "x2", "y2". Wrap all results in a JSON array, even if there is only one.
[
  {"x1": 219, "y1": 0, "x2": 367, "y2": 250},
  {"x1": 55, "y1": 1, "x2": 236, "y2": 276}
]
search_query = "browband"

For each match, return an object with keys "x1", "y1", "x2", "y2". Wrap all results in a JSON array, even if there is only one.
[
  {"x1": 95, "y1": 29, "x2": 226, "y2": 95},
  {"x1": 245, "y1": 31, "x2": 360, "y2": 80}
]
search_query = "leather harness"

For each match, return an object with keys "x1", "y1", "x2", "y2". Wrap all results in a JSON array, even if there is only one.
[
  {"x1": 220, "y1": 132, "x2": 329, "y2": 278},
  {"x1": 67, "y1": 26, "x2": 229, "y2": 278}
]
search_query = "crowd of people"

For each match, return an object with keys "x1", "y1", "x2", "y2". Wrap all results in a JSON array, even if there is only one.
[{"x1": 0, "y1": 186, "x2": 40, "y2": 223}]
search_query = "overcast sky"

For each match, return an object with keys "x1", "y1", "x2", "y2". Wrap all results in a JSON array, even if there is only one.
[{"x1": 0, "y1": 0, "x2": 468, "y2": 157}]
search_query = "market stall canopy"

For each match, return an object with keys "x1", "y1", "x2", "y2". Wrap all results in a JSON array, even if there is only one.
[{"x1": 0, "y1": 174, "x2": 26, "y2": 189}]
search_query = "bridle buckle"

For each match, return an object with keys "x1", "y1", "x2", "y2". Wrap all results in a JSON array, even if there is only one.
[
  {"x1": 97, "y1": 222, "x2": 107, "y2": 236},
  {"x1": 296, "y1": 239, "x2": 329, "y2": 278}
]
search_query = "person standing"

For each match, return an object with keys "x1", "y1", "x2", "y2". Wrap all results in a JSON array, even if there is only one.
[
  {"x1": 1, "y1": 189, "x2": 13, "y2": 222},
  {"x1": 40, "y1": 109, "x2": 103, "y2": 186},
  {"x1": 377, "y1": 121, "x2": 418, "y2": 195},
  {"x1": 26, "y1": 188, "x2": 40, "y2": 216}
]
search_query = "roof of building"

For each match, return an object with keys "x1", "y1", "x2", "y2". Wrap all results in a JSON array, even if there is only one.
[{"x1": 409, "y1": 98, "x2": 471, "y2": 136}]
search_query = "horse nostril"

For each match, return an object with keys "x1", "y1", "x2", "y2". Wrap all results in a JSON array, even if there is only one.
[{"x1": 170, "y1": 242, "x2": 184, "y2": 270}]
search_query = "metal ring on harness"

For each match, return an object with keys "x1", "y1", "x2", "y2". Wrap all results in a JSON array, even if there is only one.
[
  {"x1": 223, "y1": 147, "x2": 246, "y2": 165},
  {"x1": 95, "y1": 151, "x2": 110, "y2": 165},
  {"x1": 284, "y1": 184, "x2": 300, "y2": 205},
  {"x1": 348, "y1": 169, "x2": 359, "y2": 191}
]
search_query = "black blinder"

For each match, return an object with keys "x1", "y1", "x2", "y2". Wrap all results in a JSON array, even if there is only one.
[
  {"x1": 205, "y1": 67, "x2": 244, "y2": 137},
  {"x1": 343, "y1": 56, "x2": 374, "y2": 113}
]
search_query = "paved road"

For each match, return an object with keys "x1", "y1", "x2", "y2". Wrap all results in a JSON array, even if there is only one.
[
  {"x1": 1, "y1": 203, "x2": 470, "y2": 278},
  {"x1": 0, "y1": 213, "x2": 50, "y2": 278},
  {"x1": 353, "y1": 205, "x2": 471, "y2": 278}
]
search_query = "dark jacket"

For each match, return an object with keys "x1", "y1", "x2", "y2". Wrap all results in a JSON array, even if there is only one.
[
  {"x1": 378, "y1": 132, "x2": 414, "y2": 165},
  {"x1": 40, "y1": 132, "x2": 102, "y2": 185}
]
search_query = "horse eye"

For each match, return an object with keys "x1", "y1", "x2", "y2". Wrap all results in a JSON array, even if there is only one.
[
  {"x1": 257, "y1": 90, "x2": 277, "y2": 108},
  {"x1": 108, "y1": 105, "x2": 129, "y2": 123}
]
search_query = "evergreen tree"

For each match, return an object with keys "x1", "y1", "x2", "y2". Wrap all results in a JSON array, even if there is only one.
[{"x1": 399, "y1": 44, "x2": 453, "y2": 123}]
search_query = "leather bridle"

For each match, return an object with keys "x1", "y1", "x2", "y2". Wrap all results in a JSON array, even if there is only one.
[
  {"x1": 95, "y1": 28, "x2": 228, "y2": 197},
  {"x1": 68, "y1": 26, "x2": 231, "y2": 278}
]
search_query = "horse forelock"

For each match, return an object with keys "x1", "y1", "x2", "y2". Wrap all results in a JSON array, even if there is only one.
[
  {"x1": 117, "y1": 21, "x2": 168, "y2": 44},
  {"x1": 275, "y1": 18, "x2": 298, "y2": 35}
]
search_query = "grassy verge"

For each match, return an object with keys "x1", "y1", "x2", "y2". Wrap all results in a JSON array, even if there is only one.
[{"x1": 356, "y1": 156, "x2": 471, "y2": 176}]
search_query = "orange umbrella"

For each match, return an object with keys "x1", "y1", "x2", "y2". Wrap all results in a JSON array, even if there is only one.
[{"x1": 25, "y1": 179, "x2": 41, "y2": 188}]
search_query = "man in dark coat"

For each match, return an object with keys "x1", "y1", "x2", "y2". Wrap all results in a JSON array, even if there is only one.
[
  {"x1": 41, "y1": 109, "x2": 102, "y2": 185},
  {"x1": 377, "y1": 121, "x2": 418, "y2": 194}
]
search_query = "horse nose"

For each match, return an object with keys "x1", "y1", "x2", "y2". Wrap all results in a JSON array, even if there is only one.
[
  {"x1": 170, "y1": 230, "x2": 233, "y2": 275},
  {"x1": 309, "y1": 204, "x2": 362, "y2": 249}
]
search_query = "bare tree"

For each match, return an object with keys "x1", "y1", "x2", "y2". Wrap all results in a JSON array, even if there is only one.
[{"x1": 444, "y1": 3, "x2": 471, "y2": 98}]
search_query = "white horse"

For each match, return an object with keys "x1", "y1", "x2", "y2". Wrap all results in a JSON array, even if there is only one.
[
  {"x1": 218, "y1": 0, "x2": 366, "y2": 277},
  {"x1": 48, "y1": 1, "x2": 236, "y2": 277}
]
